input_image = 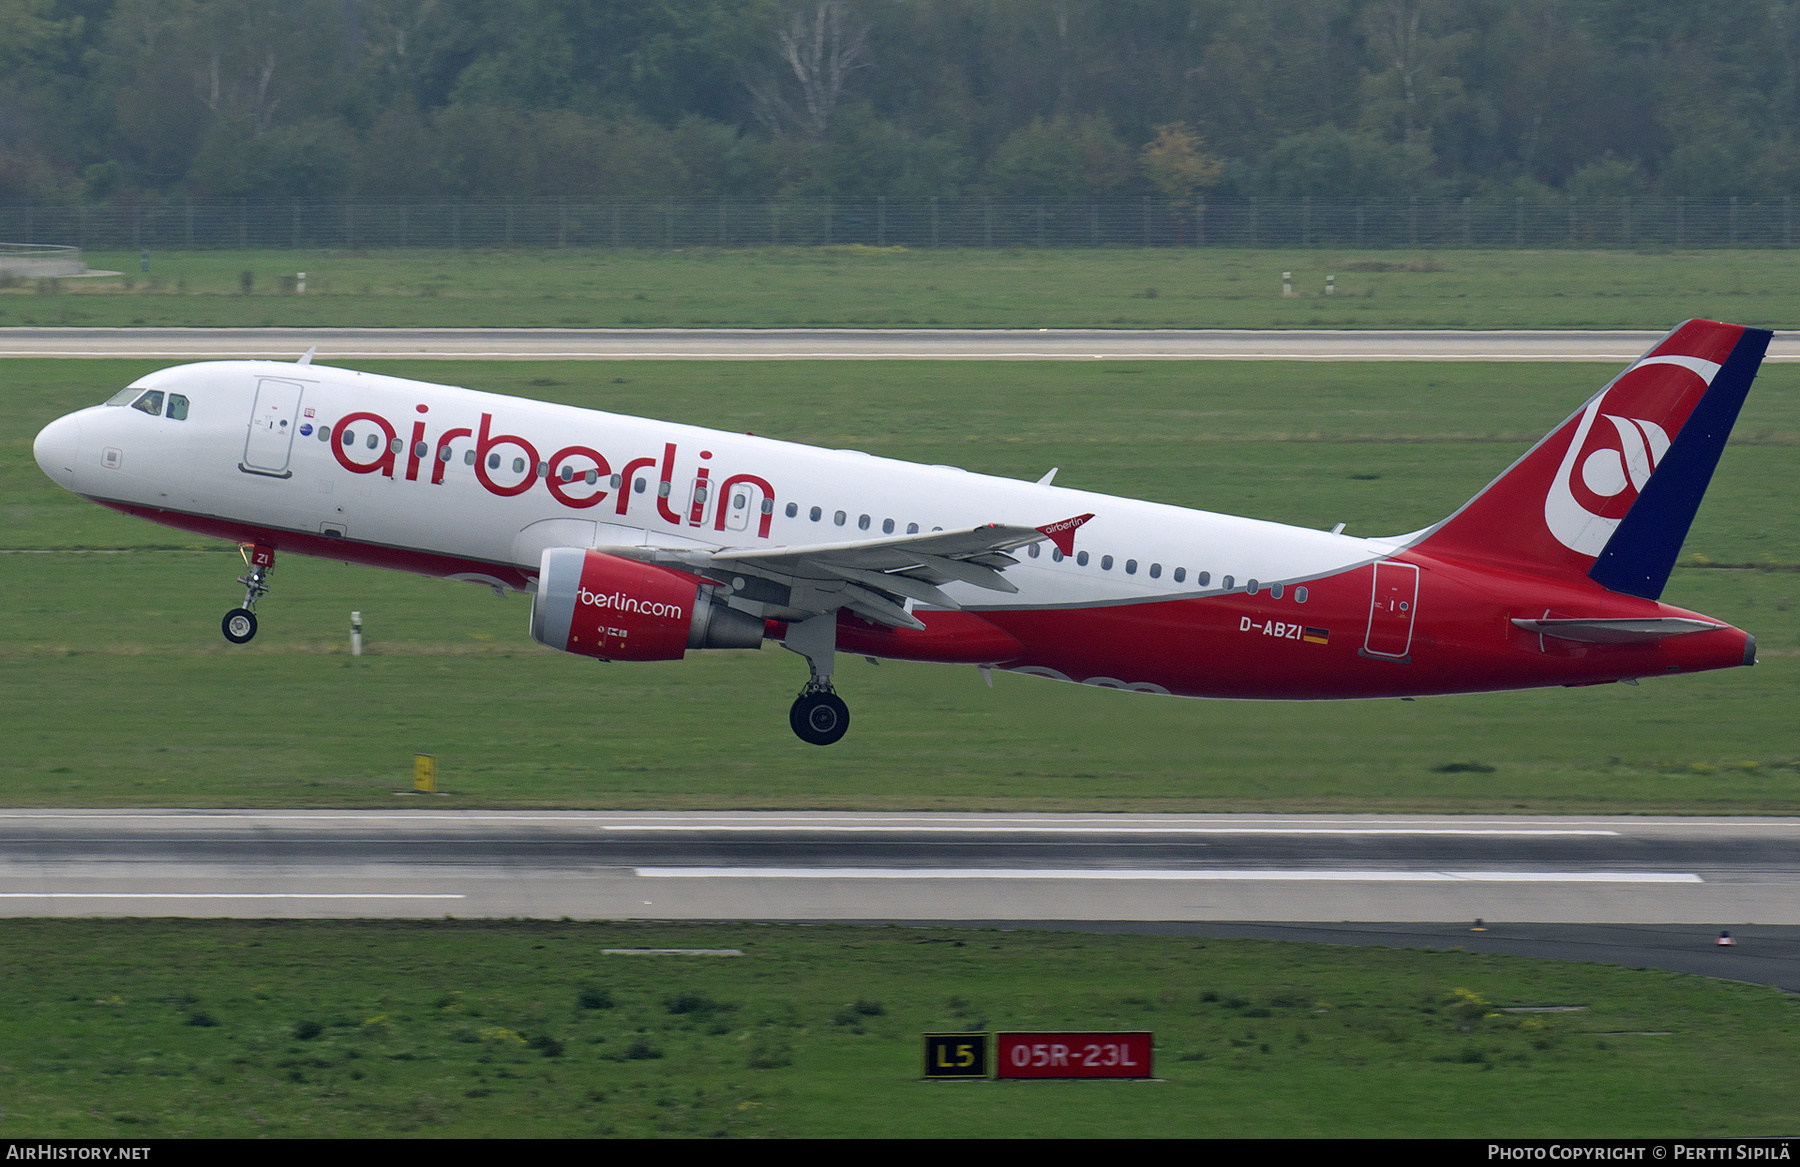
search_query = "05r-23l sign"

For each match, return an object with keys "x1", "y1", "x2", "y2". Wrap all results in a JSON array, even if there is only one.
[{"x1": 996, "y1": 1032, "x2": 1153, "y2": 1080}]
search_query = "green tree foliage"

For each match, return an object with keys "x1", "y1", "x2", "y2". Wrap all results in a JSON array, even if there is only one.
[{"x1": 6, "y1": 0, "x2": 1800, "y2": 202}]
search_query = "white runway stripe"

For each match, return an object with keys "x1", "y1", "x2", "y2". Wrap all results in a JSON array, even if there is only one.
[
  {"x1": 633, "y1": 868, "x2": 1703, "y2": 883},
  {"x1": 0, "y1": 892, "x2": 466, "y2": 900},
  {"x1": 607, "y1": 827, "x2": 1619, "y2": 836}
]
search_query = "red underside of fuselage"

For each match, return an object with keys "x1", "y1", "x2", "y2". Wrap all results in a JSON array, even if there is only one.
[{"x1": 110, "y1": 501, "x2": 1752, "y2": 700}]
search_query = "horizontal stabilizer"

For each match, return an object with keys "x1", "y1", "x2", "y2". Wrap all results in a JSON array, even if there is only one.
[{"x1": 1510, "y1": 617, "x2": 1726, "y2": 644}]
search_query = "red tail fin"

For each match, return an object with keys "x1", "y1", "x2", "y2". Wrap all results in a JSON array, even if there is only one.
[{"x1": 1415, "y1": 319, "x2": 1752, "y2": 580}]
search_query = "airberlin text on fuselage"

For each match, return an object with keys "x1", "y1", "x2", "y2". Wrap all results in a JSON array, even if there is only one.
[{"x1": 327, "y1": 407, "x2": 778, "y2": 537}]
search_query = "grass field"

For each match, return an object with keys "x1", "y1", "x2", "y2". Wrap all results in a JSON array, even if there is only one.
[
  {"x1": 1, "y1": 920, "x2": 1794, "y2": 1138},
  {"x1": 4, "y1": 358, "x2": 1798, "y2": 811},
  {"x1": 4, "y1": 247, "x2": 1800, "y2": 330}
]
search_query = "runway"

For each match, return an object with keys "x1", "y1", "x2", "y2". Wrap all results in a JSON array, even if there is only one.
[
  {"x1": 3, "y1": 810, "x2": 1794, "y2": 925},
  {"x1": 8, "y1": 326, "x2": 1800, "y2": 361}
]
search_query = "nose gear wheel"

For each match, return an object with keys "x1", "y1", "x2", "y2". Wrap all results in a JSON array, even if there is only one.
[{"x1": 222, "y1": 609, "x2": 258, "y2": 644}]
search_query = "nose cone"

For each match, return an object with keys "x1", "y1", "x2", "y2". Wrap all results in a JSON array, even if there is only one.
[{"x1": 34, "y1": 413, "x2": 83, "y2": 490}]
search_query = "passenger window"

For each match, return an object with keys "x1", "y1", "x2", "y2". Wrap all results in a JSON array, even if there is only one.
[
  {"x1": 1271, "y1": 583, "x2": 1284, "y2": 599},
  {"x1": 834, "y1": 511, "x2": 846, "y2": 526},
  {"x1": 438, "y1": 446, "x2": 453, "y2": 462},
  {"x1": 858, "y1": 514, "x2": 871, "y2": 530},
  {"x1": 1052, "y1": 548, "x2": 1064, "y2": 562},
  {"x1": 320, "y1": 426, "x2": 333, "y2": 442},
  {"x1": 537, "y1": 462, "x2": 548, "y2": 479},
  {"x1": 512, "y1": 457, "x2": 525, "y2": 473},
  {"x1": 390, "y1": 438, "x2": 404, "y2": 454},
  {"x1": 1198, "y1": 571, "x2": 1210, "y2": 586},
  {"x1": 1173, "y1": 567, "x2": 1185, "y2": 582},
  {"x1": 1223, "y1": 575, "x2": 1234, "y2": 589},
  {"x1": 1076, "y1": 551, "x2": 1089, "y2": 566},
  {"x1": 489, "y1": 453, "x2": 501, "y2": 469},
  {"x1": 907, "y1": 523, "x2": 919, "y2": 534},
  {"x1": 634, "y1": 478, "x2": 646, "y2": 493},
  {"x1": 786, "y1": 502, "x2": 799, "y2": 518},
  {"x1": 1295, "y1": 586, "x2": 1309, "y2": 604},
  {"x1": 609, "y1": 474, "x2": 621, "y2": 487},
  {"x1": 560, "y1": 465, "x2": 574, "y2": 482},
  {"x1": 882, "y1": 518, "x2": 894, "y2": 534},
  {"x1": 414, "y1": 441, "x2": 429, "y2": 458},
  {"x1": 130, "y1": 390, "x2": 164, "y2": 417},
  {"x1": 1101, "y1": 555, "x2": 1113, "y2": 570},
  {"x1": 166, "y1": 394, "x2": 190, "y2": 421},
  {"x1": 1247, "y1": 579, "x2": 1260, "y2": 595},
  {"x1": 810, "y1": 506, "x2": 822, "y2": 521},
  {"x1": 1125, "y1": 559, "x2": 1137, "y2": 574},
  {"x1": 1148, "y1": 563, "x2": 1160, "y2": 578},
  {"x1": 342, "y1": 430, "x2": 355, "y2": 446},
  {"x1": 657, "y1": 481, "x2": 670, "y2": 497},
  {"x1": 1028, "y1": 544, "x2": 1040, "y2": 558},
  {"x1": 586, "y1": 469, "x2": 599, "y2": 485}
]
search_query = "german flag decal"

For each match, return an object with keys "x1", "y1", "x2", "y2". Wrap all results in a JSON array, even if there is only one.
[{"x1": 1303, "y1": 627, "x2": 1330, "y2": 645}]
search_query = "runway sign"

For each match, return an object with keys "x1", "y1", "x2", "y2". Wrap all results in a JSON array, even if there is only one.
[
  {"x1": 413, "y1": 754, "x2": 436, "y2": 793},
  {"x1": 996, "y1": 1032, "x2": 1153, "y2": 1079},
  {"x1": 922, "y1": 1033, "x2": 989, "y2": 1079}
]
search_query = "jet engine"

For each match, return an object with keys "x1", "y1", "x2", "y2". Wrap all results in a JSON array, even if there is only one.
[{"x1": 530, "y1": 547, "x2": 765, "y2": 661}]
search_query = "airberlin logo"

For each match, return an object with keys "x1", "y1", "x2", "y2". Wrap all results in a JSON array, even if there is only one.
[
  {"x1": 577, "y1": 586, "x2": 684, "y2": 620},
  {"x1": 1543, "y1": 355, "x2": 1717, "y2": 556},
  {"x1": 326, "y1": 405, "x2": 779, "y2": 537}
]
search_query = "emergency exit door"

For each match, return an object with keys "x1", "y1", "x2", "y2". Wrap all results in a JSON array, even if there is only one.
[{"x1": 1363, "y1": 560, "x2": 1419, "y2": 659}]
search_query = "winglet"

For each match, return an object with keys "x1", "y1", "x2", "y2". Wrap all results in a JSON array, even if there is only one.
[
  {"x1": 298, "y1": 345, "x2": 316, "y2": 366},
  {"x1": 1037, "y1": 513, "x2": 1094, "y2": 555}
]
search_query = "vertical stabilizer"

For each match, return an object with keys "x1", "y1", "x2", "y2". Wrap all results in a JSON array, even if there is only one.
[{"x1": 1413, "y1": 319, "x2": 1770, "y2": 596}]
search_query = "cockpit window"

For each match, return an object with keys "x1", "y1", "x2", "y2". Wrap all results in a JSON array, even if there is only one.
[
  {"x1": 129, "y1": 390, "x2": 164, "y2": 417},
  {"x1": 104, "y1": 387, "x2": 141, "y2": 406},
  {"x1": 166, "y1": 394, "x2": 190, "y2": 421}
]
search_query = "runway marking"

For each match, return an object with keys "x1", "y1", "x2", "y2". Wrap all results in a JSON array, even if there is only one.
[
  {"x1": 632, "y1": 868, "x2": 1704, "y2": 883},
  {"x1": 0, "y1": 892, "x2": 466, "y2": 900},
  {"x1": 0, "y1": 814, "x2": 1622, "y2": 836},
  {"x1": 604, "y1": 827, "x2": 1620, "y2": 836}
]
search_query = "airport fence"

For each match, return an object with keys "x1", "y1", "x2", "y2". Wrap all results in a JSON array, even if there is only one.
[{"x1": 1, "y1": 196, "x2": 1796, "y2": 251}]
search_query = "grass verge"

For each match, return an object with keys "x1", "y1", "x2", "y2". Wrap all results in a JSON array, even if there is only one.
[
  {"x1": 1, "y1": 920, "x2": 1794, "y2": 1137},
  {"x1": 5, "y1": 247, "x2": 1799, "y2": 330}
]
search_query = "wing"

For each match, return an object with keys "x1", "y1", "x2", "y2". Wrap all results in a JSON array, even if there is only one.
[{"x1": 603, "y1": 515, "x2": 1092, "y2": 631}]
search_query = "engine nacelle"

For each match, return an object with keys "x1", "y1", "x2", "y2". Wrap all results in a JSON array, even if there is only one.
[{"x1": 530, "y1": 547, "x2": 764, "y2": 661}]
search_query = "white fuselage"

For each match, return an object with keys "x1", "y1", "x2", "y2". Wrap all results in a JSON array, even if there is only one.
[{"x1": 36, "y1": 360, "x2": 1383, "y2": 609}]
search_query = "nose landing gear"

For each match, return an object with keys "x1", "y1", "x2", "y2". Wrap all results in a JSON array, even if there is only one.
[
  {"x1": 223, "y1": 544, "x2": 275, "y2": 644},
  {"x1": 783, "y1": 612, "x2": 850, "y2": 745}
]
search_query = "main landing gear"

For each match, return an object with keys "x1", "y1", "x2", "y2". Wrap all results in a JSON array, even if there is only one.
[
  {"x1": 791, "y1": 685, "x2": 849, "y2": 747},
  {"x1": 223, "y1": 544, "x2": 275, "y2": 644},
  {"x1": 784, "y1": 613, "x2": 850, "y2": 746}
]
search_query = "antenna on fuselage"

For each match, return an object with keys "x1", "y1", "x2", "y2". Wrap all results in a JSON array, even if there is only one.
[
  {"x1": 298, "y1": 346, "x2": 316, "y2": 366},
  {"x1": 1037, "y1": 467, "x2": 1058, "y2": 485}
]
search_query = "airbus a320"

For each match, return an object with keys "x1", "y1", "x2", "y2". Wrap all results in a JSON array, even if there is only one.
[{"x1": 32, "y1": 319, "x2": 1767, "y2": 744}]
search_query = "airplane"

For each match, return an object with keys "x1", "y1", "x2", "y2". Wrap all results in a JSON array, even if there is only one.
[{"x1": 32, "y1": 318, "x2": 1768, "y2": 746}]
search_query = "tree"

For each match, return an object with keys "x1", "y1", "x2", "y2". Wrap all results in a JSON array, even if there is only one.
[
  {"x1": 988, "y1": 114, "x2": 1132, "y2": 198},
  {"x1": 748, "y1": 2, "x2": 873, "y2": 139},
  {"x1": 1140, "y1": 122, "x2": 1223, "y2": 206}
]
